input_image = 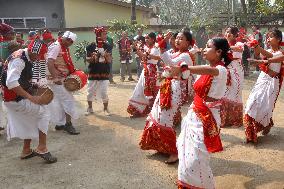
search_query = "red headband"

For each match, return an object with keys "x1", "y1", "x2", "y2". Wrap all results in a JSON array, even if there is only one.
[
  {"x1": 0, "y1": 23, "x2": 14, "y2": 35},
  {"x1": 42, "y1": 31, "x2": 54, "y2": 41},
  {"x1": 93, "y1": 27, "x2": 107, "y2": 36}
]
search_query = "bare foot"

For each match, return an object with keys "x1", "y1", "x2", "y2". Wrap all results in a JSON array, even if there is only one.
[
  {"x1": 165, "y1": 154, "x2": 178, "y2": 164},
  {"x1": 35, "y1": 147, "x2": 48, "y2": 154}
]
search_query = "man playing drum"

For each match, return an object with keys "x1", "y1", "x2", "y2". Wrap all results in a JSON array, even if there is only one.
[
  {"x1": 0, "y1": 23, "x2": 15, "y2": 131},
  {"x1": 1, "y1": 40, "x2": 57, "y2": 163},
  {"x1": 47, "y1": 31, "x2": 80, "y2": 135},
  {"x1": 85, "y1": 27, "x2": 112, "y2": 116}
]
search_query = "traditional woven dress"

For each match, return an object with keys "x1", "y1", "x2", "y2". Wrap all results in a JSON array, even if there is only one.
[
  {"x1": 32, "y1": 54, "x2": 48, "y2": 86},
  {"x1": 177, "y1": 64, "x2": 227, "y2": 189},
  {"x1": 86, "y1": 41, "x2": 112, "y2": 103},
  {"x1": 127, "y1": 45, "x2": 160, "y2": 117},
  {"x1": 244, "y1": 50, "x2": 283, "y2": 143},
  {"x1": 139, "y1": 50, "x2": 194, "y2": 154},
  {"x1": 220, "y1": 42, "x2": 244, "y2": 127}
]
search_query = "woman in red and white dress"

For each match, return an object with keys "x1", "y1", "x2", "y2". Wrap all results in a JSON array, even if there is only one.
[
  {"x1": 127, "y1": 32, "x2": 160, "y2": 117},
  {"x1": 244, "y1": 29, "x2": 284, "y2": 143},
  {"x1": 221, "y1": 26, "x2": 245, "y2": 127},
  {"x1": 139, "y1": 31, "x2": 195, "y2": 164},
  {"x1": 177, "y1": 37, "x2": 232, "y2": 189}
]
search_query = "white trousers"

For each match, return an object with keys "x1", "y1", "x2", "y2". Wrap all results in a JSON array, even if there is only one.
[
  {"x1": 87, "y1": 80, "x2": 109, "y2": 103},
  {"x1": 48, "y1": 84, "x2": 78, "y2": 125}
]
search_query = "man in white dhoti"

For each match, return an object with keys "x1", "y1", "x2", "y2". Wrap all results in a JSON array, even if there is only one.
[
  {"x1": 47, "y1": 31, "x2": 80, "y2": 135},
  {"x1": 1, "y1": 40, "x2": 57, "y2": 163}
]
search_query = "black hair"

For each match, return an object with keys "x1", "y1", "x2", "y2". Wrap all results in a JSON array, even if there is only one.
[
  {"x1": 58, "y1": 31, "x2": 64, "y2": 37},
  {"x1": 147, "y1": 32, "x2": 156, "y2": 41},
  {"x1": 180, "y1": 30, "x2": 194, "y2": 46},
  {"x1": 16, "y1": 32, "x2": 23, "y2": 38},
  {"x1": 212, "y1": 37, "x2": 232, "y2": 67},
  {"x1": 173, "y1": 32, "x2": 179, "y2": 39},
  {"x1": 270, "y1": 28, "x2": 282, "y2": 43},
  {"x1": 252, "y1": 25, "x2": 258, "y2": 29},
  {"x1": 227, "y1": 26, "x2": 239, "y2": 37},
  {"x1": 181, "y1": 27, "x2": 191, "y2": 33}
]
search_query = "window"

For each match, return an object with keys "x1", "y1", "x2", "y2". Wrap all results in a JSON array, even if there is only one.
[{"x1": 0, "y1": 17, "x2": 46, "y2": 29}]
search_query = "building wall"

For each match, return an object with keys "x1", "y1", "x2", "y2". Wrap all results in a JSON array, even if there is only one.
[
  {"x1": 0, "y1": 0, "x2": 65, "y2": 28},
  {"x1": 64, "y1": 0, "x2": 150, "y2": 28}
]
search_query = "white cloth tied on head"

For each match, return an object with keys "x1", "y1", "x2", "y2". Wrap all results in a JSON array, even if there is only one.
[{"x1": 62, "y1": 31, "x2": 77, "y2": 42}]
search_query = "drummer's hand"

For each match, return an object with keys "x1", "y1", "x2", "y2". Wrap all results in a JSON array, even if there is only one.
[
  {"x1": 53, "y1": 77, "x2": 63, "y2": 85},
  {"x1": 29, "y1": 96, "x2": 43, "y2": 105},
  {"x1": 52, "y1": 69, "x2": 65, "y2": 79},
  {"x1": 54, "y1": 80, "x2": 63, "y2": 85}
]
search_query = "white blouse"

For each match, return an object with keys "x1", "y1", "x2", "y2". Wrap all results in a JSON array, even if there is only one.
[
  {"x1": 161, "y1": 51, "x2": 193, "y2": 66},
  {"x1": 207, "y1": 65, "x2": 228, "y2": 99},
  {"x1": 232, "y1": 42, "x2": 244, "y2": 60},
  {"x1": 6, "y1": 49, "x2": 31, "y2": 90},
  {"x1": 144, "y1": 46, "x2": 160, "y2": 65},
  {"x1": 266, "y1": 50, "x2": 283, "y2": 73}
]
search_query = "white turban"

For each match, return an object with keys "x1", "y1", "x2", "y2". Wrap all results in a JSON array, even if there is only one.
[{"x1": 62, "y1": 31, "x2": 77, "y2": 42}]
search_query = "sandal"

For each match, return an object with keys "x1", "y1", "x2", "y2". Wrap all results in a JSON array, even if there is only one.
[
  {"x1": 34, "y1": 151, "x2": 57, "y2": 164},
  {"x1": 55, "y1": 125, "x2": 66, "y2": 131},
  {"x1": 21, "y1": 150, "x2": 36, "y2": 159},
  {"x1": 64, "y1": 122, "x2": 80, "y2": 135}
]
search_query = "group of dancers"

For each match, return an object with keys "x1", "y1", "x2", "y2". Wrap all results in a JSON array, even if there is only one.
[
  {"x1": 1, "y1": 22, "x2": 284, "y2": 188},
  {"x1": 127, "y1": 27, "x2": 284, "y2": 188},
  {"x1": 0, "y1": 24, "x2": 95, "y2": 164}
]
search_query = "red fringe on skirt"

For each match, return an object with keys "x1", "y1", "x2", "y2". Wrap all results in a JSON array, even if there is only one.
[
  {"x1": 220, "y1": 99, "x2": 243, "y2": 128},
  {"x1": 177, "y1": 180, "x2": 205, "y2": 189},
  {"x1": 139, "y1": 121, "x2": 178, "y2": 155},
  {"x1": 127, "y1": 104, "x2": 151, "y2": 117},
  {"x1": 243, "y1": 114, "x2": 273, "y2": 143}
]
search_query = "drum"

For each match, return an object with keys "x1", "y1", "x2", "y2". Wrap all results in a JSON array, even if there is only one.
[
  {"x1": 64, "y1": 70, "x2": 87, "y2": 92},
  {"x1": 32, "y1": 87, "x2": 54, "y2": 105}
]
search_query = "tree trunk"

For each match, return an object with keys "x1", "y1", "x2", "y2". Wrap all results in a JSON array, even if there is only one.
[
  {"x1": 240, "y1": 0, "x2": 248, "y2": 24},
  {"x1": 131, "y1": 0, "x2": 137, "y2": 24}
]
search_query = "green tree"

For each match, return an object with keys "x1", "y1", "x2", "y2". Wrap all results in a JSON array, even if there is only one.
[{"x1": 107, "y1": 19, "x2": 147, "y2": 39}]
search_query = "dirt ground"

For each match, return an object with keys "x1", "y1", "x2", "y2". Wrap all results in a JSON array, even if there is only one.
[{"x1": 0, "y1": 74, "x2": 283, "y2": 189}]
